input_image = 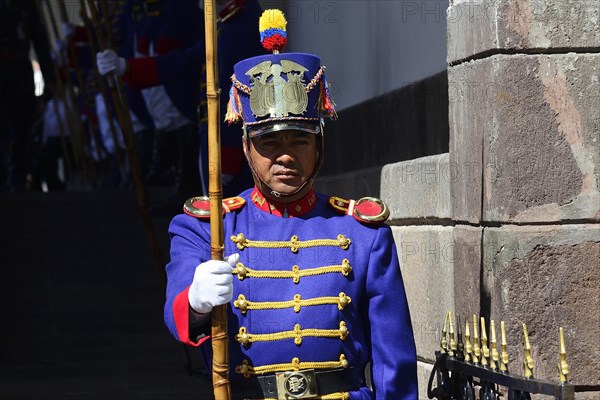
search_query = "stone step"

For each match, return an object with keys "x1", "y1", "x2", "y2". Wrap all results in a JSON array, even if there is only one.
[{"x1": 0, "y1": 190, "x2": 211, "y2": 398}]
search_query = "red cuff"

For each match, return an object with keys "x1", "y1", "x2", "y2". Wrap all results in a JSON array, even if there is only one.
[
  {"x1": 173, "y1": 287, "x2": 211, "y2": 347},
  {"x1": 137, "y1": 36, "x2": 151, "y2": 56},
  {"x1": 221, "y1": 146, "x2": 244, "y2": 175},
  {"x1": 71, "y1": 26, "x2": 88, "y2": 43},
  {"x1": 156, "y1": 37, "x2": 182, "y2": 55},
  {"x1": 123, "y1": 57, "x2": 159, "y2": 90}
]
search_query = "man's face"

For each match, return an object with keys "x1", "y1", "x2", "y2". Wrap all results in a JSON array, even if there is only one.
[{"x1": 248, "y1": 130, "x2": 318, "y2": 200}]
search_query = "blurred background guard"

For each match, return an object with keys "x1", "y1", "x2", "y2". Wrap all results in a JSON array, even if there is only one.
[
  {"x1": 93, "y1": 92, "x2": 125, "y2": 188},
  {"x1": 147, "y1": 0, "x2": 204, "y2": 211},
  {"x1": 97, "y1": 0, "x2": 203, "y2": 214},
  {"x1": 35, "y1": 91, "x2": 70, "y2": 192},
  {"x1": 198, "y1": 0, "x2": 264, "y2": 198},
  {"x1": 106, "y1": 0, "x2": 156, "y2": 181},
  {"x1": 96, "y1": 0, "x2": 264, "y2": 214},
  {"x1": 0, "y1": 0, "x2": 55, "y2": 192},
  {"x1": 67, "y1": 25, "x2": 110, "y2": 188},
  {"x1": 85, "y1": 0, "x2": 157, "y2": 189}
]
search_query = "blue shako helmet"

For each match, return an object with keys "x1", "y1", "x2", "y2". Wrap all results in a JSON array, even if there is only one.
[{"x1": 225, "y1": 9, "x2": 336, "y2": 198}]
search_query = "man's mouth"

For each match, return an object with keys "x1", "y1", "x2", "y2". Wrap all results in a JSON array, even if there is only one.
[{"x1": 274, "y1": 170, "x2": 298, "y2": 179}]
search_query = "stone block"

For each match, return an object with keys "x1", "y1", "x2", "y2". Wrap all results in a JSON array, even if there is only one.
[
  {"x1": 448, "y1": 0, "x2": 600, "y2": 63},
  {"x1": 450, "y1": 54, "x2": 600, "y2": 223},
  {"x1": 381, "y1": 153, "x2": 451, "y2": 223},
  {"x1": 482, "y1": 224, "x2": 600, "y2": 385},
  {"x1": 452, "y1": 225, "x2": 483, "y2": 318},
  {"x1": 392, "y1": 226, "x2": 455, "y2": 360},
  {"x1": 417, "y1": 361, "x2": 434, "y2": 400},
  {"x1": 315, "y1": 166, "x2": 382, "y2": 199},
  {"x1": 448, "y1": 65, "x2": 484, "y2": 224}
]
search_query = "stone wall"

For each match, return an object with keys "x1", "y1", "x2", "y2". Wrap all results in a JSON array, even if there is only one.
[
  {"x1": 316, "y1": 0, "x2": 600, "y2": 397},
  {"x1": 448, "y1": 0, "x2": 600, "y2": 392},
  {"x1": 320, "y1": 71, "x2": 449, "y2": 176},
  {"x1": 317, "y1": 154, "x2": 456, "y2": 397}
]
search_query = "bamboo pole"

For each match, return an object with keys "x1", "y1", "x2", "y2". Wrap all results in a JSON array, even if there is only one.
[
  {"x1": 57, "y1": 0, "x2": 106, "y2": 167},
  {"x1": 204, "y1": 1, "x2": 230, "y2": 398},
  {"x1": 50, "y1": 90, "x2": 73, "y2": 181},
  {"x1": 84, "y1": 0, "x2": 165, "y2": 284},
  {"x1": 99, "y1": 1, "x2": 115, "y2": 50},
  {"x1": 44, "y1": 0, "x2": 93, "y2": 185},
  {"x1": 77, "y1": 0, "x2": 127, "y2": 182},
  {"x1": 56, "y1": 1, "x2": 103, "y2": 163}
]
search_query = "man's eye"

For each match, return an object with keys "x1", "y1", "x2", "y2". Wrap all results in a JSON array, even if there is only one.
[{"x1": 294, "y1": 137, "x2": 309, "y2": 142}]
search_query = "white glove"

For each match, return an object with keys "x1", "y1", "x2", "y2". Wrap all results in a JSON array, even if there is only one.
[
  {"x1": 96, "y1": 49, "x2": 127, "y2": 77},
  {"x1": 188, "y1": 253, "x2": 239, "y2": 315}
]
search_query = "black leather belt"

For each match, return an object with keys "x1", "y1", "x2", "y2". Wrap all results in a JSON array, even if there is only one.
[{"x1": 231, "y1": 367, "x2": 362, "y2": 400}]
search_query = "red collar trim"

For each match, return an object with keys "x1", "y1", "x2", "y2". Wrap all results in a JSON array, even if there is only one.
[{"x1": 250, "y1": 187, "x2": 317, "y2": 217}]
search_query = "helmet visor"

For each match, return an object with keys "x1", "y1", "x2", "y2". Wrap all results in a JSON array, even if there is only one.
[{"x1": 245, "y1": 120, "x2": 321, "y2": 138}]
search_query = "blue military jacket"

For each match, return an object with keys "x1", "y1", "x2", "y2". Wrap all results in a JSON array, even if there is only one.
[
  {"x1": 164, "y1": 188, "x2": 417, "y2": 399},
  {"x1": 114, "y1": 0, "x2": 155, "y2": 130}
]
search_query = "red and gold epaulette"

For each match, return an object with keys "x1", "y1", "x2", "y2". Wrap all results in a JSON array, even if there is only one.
[
  {"x1": 183, "y1": 196, "x2": 246, "y2": 219},
  {"x1": 328, "y1": 196, "x2": 390, "y2": 224}
]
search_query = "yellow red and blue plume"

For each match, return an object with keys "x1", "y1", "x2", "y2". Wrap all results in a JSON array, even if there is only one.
[{"x1": 258, "y1": 9, "x2": 287, "y2": 52}]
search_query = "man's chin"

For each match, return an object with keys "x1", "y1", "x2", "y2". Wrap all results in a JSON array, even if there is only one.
[
  {"x1": 267, "y1": 180, "x2": 305, "y2": 196},
  {"x1": 271, "y1": 185, "x2": 300, "y2": 196}
]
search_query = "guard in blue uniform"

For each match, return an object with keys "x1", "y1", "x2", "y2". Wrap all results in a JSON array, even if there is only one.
[
  {"x1": 97, "y1": 0, "x2": 202, "y2": 199},
  {"x1": 199, "y1": 0, "x2": 264, "y2": 198},
  {"x1": 97, "y1": 0, "x2": 264, "y2": 202},
  {"x1": 164, "y1": 10, "x2": 417, "y2": 399},
  {"x1": 96, "y1": 0, "x2": 154, "y2": 180}
]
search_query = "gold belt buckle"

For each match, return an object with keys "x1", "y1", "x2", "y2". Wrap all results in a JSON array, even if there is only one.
[{"x1": 275, "y1": 369, "x2": 318, "y2": 400}]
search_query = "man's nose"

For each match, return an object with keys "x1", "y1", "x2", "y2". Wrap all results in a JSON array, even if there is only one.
[{"x1": 275, "y1": 151, "x2": 295, "y2": 165}]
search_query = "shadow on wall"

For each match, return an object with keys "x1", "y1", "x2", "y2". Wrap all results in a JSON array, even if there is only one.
[
  {"x1": 321, "y1": 71, "x2": 449, "y2": 176},
  {"x1": 316, "y1": 166, "x2": 383, "y2": 199}
]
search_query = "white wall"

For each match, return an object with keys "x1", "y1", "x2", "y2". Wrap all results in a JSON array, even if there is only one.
[{"x1": 272, "y1": 0, "x2": 448, "y2": 110}]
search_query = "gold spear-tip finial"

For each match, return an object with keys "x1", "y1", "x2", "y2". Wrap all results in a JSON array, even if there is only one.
[
  {"x1": 441, "y1": 310, "x2": 449, "y2": 352},
  {"x1": 449, "y1": 311, "x2": 457, "y2": 356},
  {"x1": 500, "y1": 321, "x2": 509, "y2": 372},
  {"x1": 523, "y1": 323, "x2": 534, "y2": 379},
  {"x1": 490, "y1": 320, "x2": 499, "y2": 370},
  {"x1": 465, "y1": 316, "x2": 472, "y2": 362},
  {"x1": 473, "y1": 314, "x2": 481, "y2": 364},
  {"x1": 481, "y1": 317, "x2": 489, "y2": 367},
  {"x1": 558, "y1": 327, "x2": 570, "y2": 383}
]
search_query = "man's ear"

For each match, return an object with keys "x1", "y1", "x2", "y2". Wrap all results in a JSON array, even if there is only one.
[
  {"x1": 242, "y1": 136, "x2": 250, "y2": 159},
  {"x1": 242, "y1": 135, "x2": 255, "y2": 171}
]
